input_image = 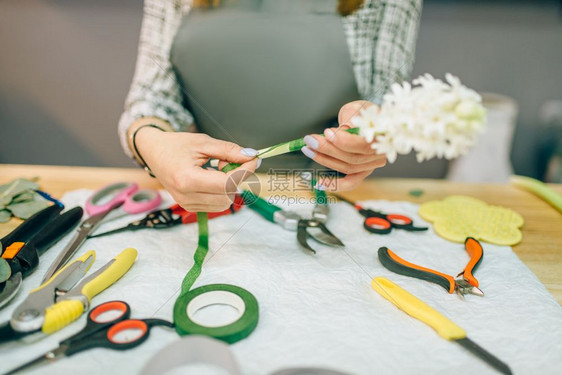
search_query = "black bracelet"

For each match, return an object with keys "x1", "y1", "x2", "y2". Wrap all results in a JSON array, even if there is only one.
[{"x1": 131, "y1": 124, "x2": 165, "y2": 178}]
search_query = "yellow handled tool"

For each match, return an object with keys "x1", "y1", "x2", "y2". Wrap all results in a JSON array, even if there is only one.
[
  {"x1": 371, "y1": 277, "x2": 466, "y2": 340},
  {"x1": 42, "y1": 248, "x2": 137, "y2": 334},
  {"x1": 371, "y1": 277, "x2": 512, "y2": 374}
]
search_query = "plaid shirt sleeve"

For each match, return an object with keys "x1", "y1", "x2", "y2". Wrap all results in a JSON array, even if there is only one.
[
  {"x1": 342, "y1": 0, "x2": 423, "y2": 104},
  {"x1": 118, "y1": 0, "x2": 422, "y2": 157},
  {"x1": 118, "y1": 0, "x2": 194, "y2": 158}
]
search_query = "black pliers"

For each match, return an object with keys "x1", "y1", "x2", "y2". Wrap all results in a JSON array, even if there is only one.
[{"x1": 0, "y1": 205, "x2": 83, "y2": 308}]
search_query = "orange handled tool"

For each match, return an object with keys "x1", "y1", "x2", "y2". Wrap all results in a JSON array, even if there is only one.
[{"x1": 378, "y1": 237, "x2": 484, "y2": 299}]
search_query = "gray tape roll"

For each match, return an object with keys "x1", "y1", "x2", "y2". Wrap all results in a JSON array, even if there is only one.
[
  {"x1": 140, "y1": 335, "x2": 241, "y2": 375},
  {"x1": 141, "y1": 337, "x2": 353, "y2": 375}
]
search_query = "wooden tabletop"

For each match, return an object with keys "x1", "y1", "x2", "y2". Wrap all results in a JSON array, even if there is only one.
[{"x1": 1, "y1": 164, "x2": 561, "y2": 304}]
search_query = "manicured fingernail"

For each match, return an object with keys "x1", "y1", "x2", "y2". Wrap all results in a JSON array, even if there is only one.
[
  {"x1": 301, "y1": 146, "x2": 316, "y2": 159},
  {"x1": 314, "y1": 183, "x2": 327, "y2": 191},
  {"x1": 324, "y1": 128, "x2": 335, "y2": 140},
  {"x1": 304, "y1": 135, "x2": 319, "y2": 150},
  {"x1": 256, "y1": 158, "x2": 262, "y2": 168},
  {"x1": 241, "y1": 148, "x2": 258, "y2": 157}
]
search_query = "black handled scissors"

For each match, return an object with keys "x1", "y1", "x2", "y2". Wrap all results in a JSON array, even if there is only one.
[
  {"x1": 6, "y1": 301, "x2": 174, "y2": 374},
  {"x1": 334, "y1": 194, "x2": 428, "y2": 235}
]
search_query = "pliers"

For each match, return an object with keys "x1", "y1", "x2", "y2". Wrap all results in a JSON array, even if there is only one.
[
  {"x1": 0, "y1": 248, "x2": 136, "y2": 343},
  {"x1": 88, "y1": 195, "x2": 245, "y2": 239},
  {"x1": 241, "y1": 190, "x2": 344, "y2": 254},
  {"x1": 378, "y1": 237, "x2": 484, "y2": 299},
  {"x1": 0, "y1": 205, "x2": 83, "y2": 308}
]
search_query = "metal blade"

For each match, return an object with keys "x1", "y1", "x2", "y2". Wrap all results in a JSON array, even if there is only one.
[
  {"x1": 4, "y1": 347, "x2": 66, "y2": 375},
  {"x1": 41, "y1": 212, "x2": 106, "y2": 284},
  {"x1": 456, "y1": 337, "x2": 512, "y2": 375},
  {"x1": 297, "y1": 222, "x2": 316, "y2": 254},
  {"x1": 0, "y1": 272, "x2": 22, "y2": 309},
  {"x1": 309, "y1": 223, "x2": 344, "y2": 247},
  {"x1": 58, "y1": 258, "x2": 114, "y2": 303},
  {"x1": 87, "y1": 226, "x2": 130, "y2": 239}
]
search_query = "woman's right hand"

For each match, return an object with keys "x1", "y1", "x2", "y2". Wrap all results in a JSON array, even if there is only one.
[{"x1": 134, "y1": 126, "x2": 259, "y2": 212}]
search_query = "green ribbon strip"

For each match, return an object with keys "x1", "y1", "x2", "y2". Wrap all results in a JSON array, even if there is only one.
[
  {"x1": 223, "y1": 127, "x2": 360, "y2": 172},
  {"x1": 178, "y1": 212, "x2": 209, "y2": 295},
  {"x1": 173, "y1": 208, "x2": 259, "y2": 343}
]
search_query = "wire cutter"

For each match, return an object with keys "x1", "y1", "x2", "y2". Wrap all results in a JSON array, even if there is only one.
[
  {"x1": 334, "y1": 194, "x2": 427, "y2": 234},
  {"x1": 0, "y1": 205, "x2": 83, "y2": 309},
  {"x1": 88, "y1": 195, "x2": 245, "y2": 239},
  {"x1": 241, "y1": 190, "x2": 344, "y2": 254},
  {"x1": 0, "y1": 248, "x2": 137, "y2": 343},
  {"x1": 378, "y1": 237, "x2": 484, "y2": 299}
]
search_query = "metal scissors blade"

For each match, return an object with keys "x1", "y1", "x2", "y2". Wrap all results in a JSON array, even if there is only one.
[
  {"x1": 309, "y1": 222, "x2": 344, "y2": 247},
  {"x1": 5, "y1": 346, "x2": 67, "y2": 375},
  {"x1": 41, "y1": 211, "x2": 109, "y2": 284}
]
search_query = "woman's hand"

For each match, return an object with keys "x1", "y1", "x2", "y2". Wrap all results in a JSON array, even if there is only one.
[
  {"x1": 301, "y1": 100, "x2": 387, "y2": 191},
  {"x1": 134, "y1": 127, "x2": 259, "y2": 212}
]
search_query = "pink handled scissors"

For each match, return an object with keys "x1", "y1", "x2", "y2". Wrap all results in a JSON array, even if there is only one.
[
  {"x1": 41, "y1": 182, "x2": 161, "y2": 284},
  {"x1": 85, "y1": 182, "x2": 161, "y2": 218}
]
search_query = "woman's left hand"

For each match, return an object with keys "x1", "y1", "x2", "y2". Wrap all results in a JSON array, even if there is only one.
[{"x1": 301, "y1": 100, "x2": 387, "y2": 191}]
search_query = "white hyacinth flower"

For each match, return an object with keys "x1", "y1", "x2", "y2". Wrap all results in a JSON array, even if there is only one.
[{"x1": 352, "y1": 73, "x2": 487, "y2": 163}]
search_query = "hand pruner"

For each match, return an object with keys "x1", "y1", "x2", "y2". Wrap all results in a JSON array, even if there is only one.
[{"x1": 241, "y1": 190, "x2": 344, "y2": 254}]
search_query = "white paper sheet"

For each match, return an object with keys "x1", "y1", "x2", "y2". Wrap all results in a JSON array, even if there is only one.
[{"x1": 1, "y1": 190, "x2": 561, "y2": 375}]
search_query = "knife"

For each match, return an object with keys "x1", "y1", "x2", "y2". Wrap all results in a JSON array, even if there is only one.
[{"x1": 371, "y1": 277, "x2": 512, "y2": 375}]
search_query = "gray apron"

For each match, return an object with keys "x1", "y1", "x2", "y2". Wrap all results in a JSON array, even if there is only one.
[{"x1": 171, "y1": 0, "x2": 359, "y2": 169}]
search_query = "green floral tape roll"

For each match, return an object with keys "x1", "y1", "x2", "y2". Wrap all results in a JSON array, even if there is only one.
[{"x1": 174, "y1": 283, "x2": 259, "y2": 344}]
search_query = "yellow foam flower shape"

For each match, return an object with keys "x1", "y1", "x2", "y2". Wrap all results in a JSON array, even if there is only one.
[{"x1": 419, "y1": 195, "x2": 524, "y2": 246}]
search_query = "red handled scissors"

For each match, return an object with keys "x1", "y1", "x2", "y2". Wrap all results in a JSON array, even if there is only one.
[
  {"x1": 41, "y1": 182, "x2": 162, "y2": 283},
  {"x1": 5, "y1": 300, "x2": 173, "y2": 374},
  {"x1": 334, "y1": 194, "x2": 427, "y2": 234},
  {"x1": 88, "y1": 194, "x2": 245, "y2": 239}
]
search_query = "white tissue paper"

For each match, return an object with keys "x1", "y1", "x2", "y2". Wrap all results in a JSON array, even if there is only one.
[{"x1": 1, "y1": 190, "x2": 561, "y2": 375}]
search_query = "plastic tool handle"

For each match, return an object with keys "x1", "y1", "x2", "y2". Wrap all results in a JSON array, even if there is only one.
[
  {"x1": 85, "y1": 182, "x2": 138, "y2": 216},
  {"x1": 121, "y1": 189, "x2": 162, "y2": 215},
  {"x1": 29, "y1": 207, "x2": 84, "y2": 256},
  {"x1": 41, "y1": 248, "x2": 137, "y2": 334},
  {"x1": 0, "y1": 205, "x2": 62, "y2": 252},
  {"x1": 378, "y1": 247, "x2": 456, "y2": 294},
  {"x1": 80, "y1": 248, "x2": 137, "y2": 300},
  {"x1": 371, "y1": 277, "x2": 467, "y2": 340},
  {"x1": 241, "y1": 190, "x2": 281, "y2": 222},
  {"x1": 460, "y1": 237, "x2": 483, "y2": 287}
]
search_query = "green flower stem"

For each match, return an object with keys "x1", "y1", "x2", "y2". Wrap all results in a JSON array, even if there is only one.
[{"x1": 222, "y1": 127, "x2": 360, "y2": 172}]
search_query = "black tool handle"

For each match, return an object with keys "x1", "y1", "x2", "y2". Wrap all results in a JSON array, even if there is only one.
[
  {"x1": 0, "y1": 205, "x2": 62, "y2": 252},
  {"x1": 65, "y1": 318, "x2": 173, "y2": 356},
  {"x1": 378, "y1": 247, "x2": 454, "y2": 293},
  {"x1": 30, "y1": 207, "x2": 83, "y2": 256}
]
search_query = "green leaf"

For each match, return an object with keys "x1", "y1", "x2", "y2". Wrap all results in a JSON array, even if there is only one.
[
  {"x1": 0, "y1": 258, "x2": 11, "y2": 283},
  {"x1": 7, "y1": 199, "x2": 49, "y2": 220},
  {"x1": 0, "y1": 179, "x2": 39, "y2": 206},
  {"x1": 0, "y1": 209, "x2": 11, "y2": 223}
]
